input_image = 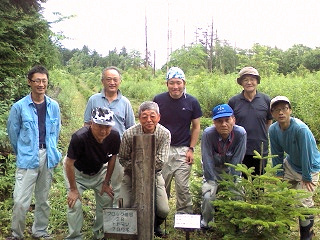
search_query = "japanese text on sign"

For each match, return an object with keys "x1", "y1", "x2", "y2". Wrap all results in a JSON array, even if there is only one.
[{"x1": 103, "y1": 208, "x2": 138, "y2": 235}]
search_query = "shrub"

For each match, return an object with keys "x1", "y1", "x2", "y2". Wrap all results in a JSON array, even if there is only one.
[{"x1": 212, "y1": 161, "x2": 320, "y2": 240}]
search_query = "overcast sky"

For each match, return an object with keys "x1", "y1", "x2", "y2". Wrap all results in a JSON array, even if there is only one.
[{"x1": 41, "y1": 0, "x2": 320, "y2": 68}]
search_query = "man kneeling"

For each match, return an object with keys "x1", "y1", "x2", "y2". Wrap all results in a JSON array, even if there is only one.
[
  {"x1": 201, "y1": 104, "x2": 247, "y2": 228},
  {"x1": 119, "y1": 101, "x2": 171, "y2": 237}
]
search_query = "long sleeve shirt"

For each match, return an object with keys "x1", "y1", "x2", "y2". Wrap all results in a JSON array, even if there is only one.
[
  {"x1": 201, "y1": 125, "x2": 247, "y2": 182},
  {"x1": 269, "y1": 117, "x2": 320, "y2": 182},
  {"x1": 119, "y1": 123, "x2": 171, "y2": 172},
  {"x1": 7, "y1": 94, "x2": 62, "y2": 169}
]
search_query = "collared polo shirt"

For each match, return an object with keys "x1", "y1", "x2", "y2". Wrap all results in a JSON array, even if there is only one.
[
  {"x1": 228, "y1": 91, "x2": 272, "y2": 155},
  {"x1": 84, "y1": 89, "x2": 135, "y2": 137}
]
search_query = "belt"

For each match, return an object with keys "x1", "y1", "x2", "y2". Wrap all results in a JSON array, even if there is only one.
[
  {"x1": 86, "y1": 172, "x2": 98, "y2": 176},
  {"x1": 125, "y1": 169, "x2": 162, "y2": 175},
  {"x1": 39, "y1": 143, "x2": 46, "y2": 149},
  {"x1": 79, "y1": 170, "x2": 98, "y2": 176}
]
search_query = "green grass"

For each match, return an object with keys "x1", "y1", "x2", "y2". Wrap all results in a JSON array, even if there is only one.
[{"x1": 2, "y1": 68, "x2": 320, "y2": 239}]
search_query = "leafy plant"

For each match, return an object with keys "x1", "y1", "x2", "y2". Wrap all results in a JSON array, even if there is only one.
[{"x1": 212, "y1": 156, "x2": 320, "y2": 239}]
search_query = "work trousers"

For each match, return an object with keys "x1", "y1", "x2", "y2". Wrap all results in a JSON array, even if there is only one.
[
  {"x1": 110, "y1": 156, "x2": 123, "y2": 208},
  {"x1": 283, "y1": 159, "x2": 319, "y2": 208},
  {"x1": 11, "y1": 149, "x2": 53, "y2": 239},
  {"x1": 120, "y1": 171, "x2": 170, "y2": 219},
  {"x1": 201, "y1": 181, "x2": 218, "y2": 227},
  {"x1": 64, "y1": 164, "x2": 112, "y2": 240},
  {"x1": 162, "y1": 146, "x2": 193, "y2": 214}
]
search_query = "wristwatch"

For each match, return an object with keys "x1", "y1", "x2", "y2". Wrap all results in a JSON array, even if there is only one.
[{"x1": 188, "y1": 147, "x2": 194, "y2": 152}]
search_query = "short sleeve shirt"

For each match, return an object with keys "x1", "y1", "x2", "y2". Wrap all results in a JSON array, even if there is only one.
[
  {"x1": 83, "y1": 90, "x2": 135, "y2": 137},
  {"x1": 67, "y1": 126, "x2": 121, "y2": 174},
  {"x1": 228, "y1": 91, "x2": 272, "y2": 155},
  {"x1": 153, "y1": 92, "x2": 202, "y2": 147}
]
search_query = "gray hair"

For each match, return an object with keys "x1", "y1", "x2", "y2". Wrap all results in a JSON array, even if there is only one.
[
  {"x1": 138, "y1": 101, "x2": 160, "y2": 116},
  {"x1": 101, "y1": 66, "x2": 122, "y2": 80}
]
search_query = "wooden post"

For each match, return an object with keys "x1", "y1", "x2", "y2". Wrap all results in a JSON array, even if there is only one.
[{"x1": 132, "y1": 134, "x2": 156, "y2": 240}]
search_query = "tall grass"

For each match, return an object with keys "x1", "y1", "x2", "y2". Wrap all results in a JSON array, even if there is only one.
[{"x1": 1, "y1": 67, "x2": 320, "y2": 239}]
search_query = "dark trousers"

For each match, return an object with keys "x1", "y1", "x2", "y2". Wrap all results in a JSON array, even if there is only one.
[{"x1": 242, "y1": 154, "x2": 267, "y2": 177}]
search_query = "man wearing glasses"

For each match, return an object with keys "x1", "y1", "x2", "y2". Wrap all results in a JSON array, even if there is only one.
[
  {"x1": 269, "y1": 96, "x2": 320, "y2": 240},
  {"x1": 83, "y1": 66, "x2": 135, "y2": 208},
  {"x1": 228, "y1": 67, "x2": 273, "y2": 176},
  {"x1": 7, "y1": 65, "x2": 61, "y2": 239},
  {"x1": 200, "y1": 104, "x2": 246, "y2": 229}
]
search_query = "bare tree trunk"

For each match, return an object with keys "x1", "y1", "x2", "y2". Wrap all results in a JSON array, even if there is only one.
[{"x1": 132, "y1": 134, "x2": 156, "y2": 240}]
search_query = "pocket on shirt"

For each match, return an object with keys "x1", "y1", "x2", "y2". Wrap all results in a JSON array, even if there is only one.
[
  {"x1": 50, "y1": 118, "x2": 59, "y2": 133},
  {"x1": 21, "y1": 121, "x2": 33, "y2": 144}
]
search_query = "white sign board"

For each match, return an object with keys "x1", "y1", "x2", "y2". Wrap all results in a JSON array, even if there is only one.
[
  {"x1": 103, "y1": 208, "x2": 138, "y2": 235},
  {"x1": 174, "y1": 214, "x2": 201, "y2": 229}
]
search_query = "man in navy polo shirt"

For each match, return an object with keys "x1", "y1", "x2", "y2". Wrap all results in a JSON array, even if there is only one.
[
  {"x1": 153, "y1": 67, "x2": 202, "y2": 214},
  {"x1": 228, "y1": 67, "x2": 272, "y2": 175},
  {"x1": 200, "y1": 104, "x2": 246, "y2": 229}
]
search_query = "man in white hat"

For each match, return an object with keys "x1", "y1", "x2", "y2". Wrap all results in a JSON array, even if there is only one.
[
  {"x1": 228, "y1": 66, "x2": 273, "y2": 176},
  {"x1": 269, "y1": 96, "x2": 320, "y2": 240},
  {"x1": 64, "y1": 107, "x2": 121, "y2": 240},
  {"x1": 153, "y1": 67, "x2": 202, "y2": 214}
]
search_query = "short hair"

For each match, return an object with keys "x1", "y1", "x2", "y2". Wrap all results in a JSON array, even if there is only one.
[
  {"x1": 27, "y1": 65, "x2": 49, "y2": 80},
  {"x1": 101, "y1": 66, "x2": 122, "y2": 80},
  {"x1": 138, "y1": 101, "x2": 160, "y2": 116}
]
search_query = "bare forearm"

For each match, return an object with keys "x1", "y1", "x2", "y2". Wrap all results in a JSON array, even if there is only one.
[
  {"x1": 65, "y1": 157, "x2": 77, "y2": 191},
  {"x1": 105, "y1": 155, "x2": 116, "y2": 184}
]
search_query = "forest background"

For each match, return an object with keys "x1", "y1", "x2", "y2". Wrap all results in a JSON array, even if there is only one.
[{"x1": 1, "y1": 1, "x2": 320, "y2": 239}]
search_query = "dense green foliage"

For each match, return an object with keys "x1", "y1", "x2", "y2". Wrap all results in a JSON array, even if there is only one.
[
  {"x1": 212, "y1": 158, "x2": 320, "y2": 239},
  {"x1": 0, "y1": 0, "x2": 60, "y2": 153}
]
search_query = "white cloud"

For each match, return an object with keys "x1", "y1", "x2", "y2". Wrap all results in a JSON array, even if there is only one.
[{"x1": 42, "y1": 0, "x2": 320, "y2": 68}]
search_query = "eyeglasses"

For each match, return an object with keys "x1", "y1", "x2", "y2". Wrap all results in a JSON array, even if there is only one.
[
  {"x1": 242, "y1": 78, "x2": 257, "y2": 83},
  {"x1": 29, "y1": 78, "x2": 48, "y2": 84},
  {"x1": 272, "y1": 107, "x2": 289, "y2": 113},
  {"x1": 103, "y1": 77, "x2": 120, "y2": 83}
]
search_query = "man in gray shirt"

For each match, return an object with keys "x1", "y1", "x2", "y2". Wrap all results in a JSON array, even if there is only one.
[{"x1": 84, "y1": 66, "x2": 135, "y2": 207}]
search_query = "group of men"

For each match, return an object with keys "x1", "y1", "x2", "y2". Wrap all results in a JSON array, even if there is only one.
[{"x1": 6, "y1": 65, "x2": 320, "y2": 240}]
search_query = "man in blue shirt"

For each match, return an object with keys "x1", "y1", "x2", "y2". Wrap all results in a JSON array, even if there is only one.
[
  {"x1": 7, "y1": 65, "x2": 61, "y2": 240},
  {"x1": 269, "y1": 96, "x2": 320, "y2": 240},
  {"x1": 83, "y1": 66, "x2": 135, "y2": 207},
  {"x1": 200, "y1": 104, "x2": 246, "y2": 229}
]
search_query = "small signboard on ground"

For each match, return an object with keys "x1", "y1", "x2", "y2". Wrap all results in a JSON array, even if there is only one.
[
  {"x1": 174, "y1": 214, "x2": 201, "y2": 229},
  {"x1": 103, "y1": 208, "x2": 138, "y2": 236}
]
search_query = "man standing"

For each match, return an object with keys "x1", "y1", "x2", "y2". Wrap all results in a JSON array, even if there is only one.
[
  {"x1": 200, "y1": 104, "x2": 246, "y2": 229},
  {"x1": 228, "y1": 66, "x2": 272, "y2": 175},
  {"x1": 269, "y1": 96, "x2": 320, "y2": 240},
  {"x1": 83, "y1": 66, "x2": 135, "y2": 207},
  {"x1": 153, "y1": 67, "x2": 202, "y2": 214},
  {"x1": 119, "y1": 101, "x2": 171, "y2": 237},
  {"x1": 64, "y1": 107, "x2": 121, "y2": 240},
  {"x1": 6, "y1": 65, "x2": 61, "y2": 240}
]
